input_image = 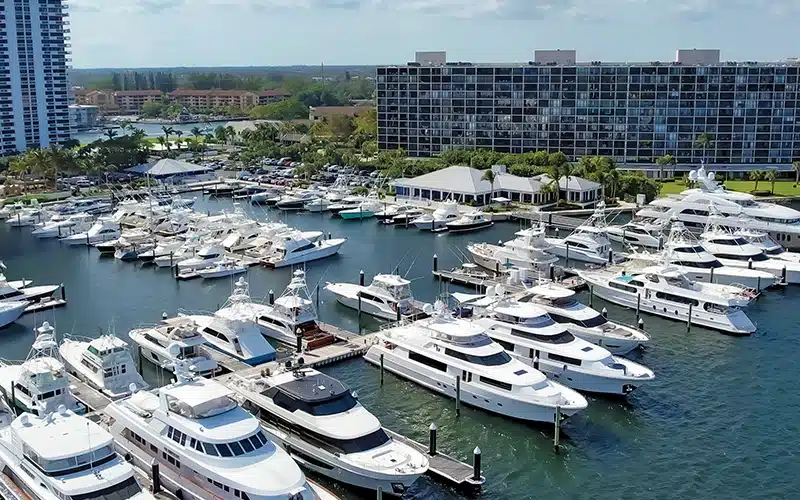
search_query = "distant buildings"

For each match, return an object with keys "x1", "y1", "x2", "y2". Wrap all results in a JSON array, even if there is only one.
[
  {"x1": 72, "y1": 88, "x2": 290, "y2": 114},
  {"x1": 114, "y1": 90, "x2": 163, "y2": 113},
  {"x1": 69, "y1": 105, "x2": 100, "y2": 131},
  {"x1": 1, "y1": 0, "x2": 71, "y2": 155},
  {"x1": 377, "y1": 49, "x2": 800, "y2": 173}
]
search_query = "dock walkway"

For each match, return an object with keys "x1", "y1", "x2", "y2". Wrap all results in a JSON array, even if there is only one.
[
  {"x1": 433, "y1": 269, "x2": 587, "y2": 293},
  {"x1": 68, "y1": 374, "x2": 112, "y2": 412},
  {"x1": 385, "y1": 429, "x2": 484, "y2": 488}
]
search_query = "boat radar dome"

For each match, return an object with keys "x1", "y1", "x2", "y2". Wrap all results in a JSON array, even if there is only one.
[
  {"x1": 129, "y1": 383, "x2": 138, "y2": 394},
  {"x1": 422, "y1": 303, "x2": 434, "y2": 315},
  {"x1": 57, "y1": 404, "x2": 67, "y2": 416}
]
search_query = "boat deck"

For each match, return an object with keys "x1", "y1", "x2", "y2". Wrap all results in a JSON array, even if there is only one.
[{"x1": 433, "y1": 269, "x2": 587, "y2": 292}]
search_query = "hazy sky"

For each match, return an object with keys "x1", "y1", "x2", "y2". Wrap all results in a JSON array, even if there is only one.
[{"x1": 69, "y1": 0, "x2": 800, "y2": 68}]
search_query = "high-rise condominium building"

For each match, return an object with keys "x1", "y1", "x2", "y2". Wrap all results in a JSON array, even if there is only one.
[
  {"x1": 0, "y1": 0, "x2": 72, "y2": 155},
  {"x1": 376, "y1": 49, "x2": 800, "y2": 167}
]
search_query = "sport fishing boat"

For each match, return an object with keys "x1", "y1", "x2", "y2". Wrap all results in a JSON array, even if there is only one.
[
  {"x1": 59, "y1": 333, "x2": 148, "y2": 399},
  {"x1": 0, "y1": 323, "x2": 84, "y2": 415},
  {"x1": 0, "y1": 299, "x2": 29, "y2": 329},
  {"x1": 0, "y1": 406, "x2": 154, "y2": 500},
  {"x1": 31, "y1": 213, "x2": 95, "y2": 239},
  {"x1": 325, "y1": 273, "x2": 423, "y2": 321},
  {"x1": 276, "y1": 192, "x2": 319, "y2": 211},
  {"x1": 328, "y1": 196, "x2": 365, "y2": 215},
  {"x1": 104, "y1": 356, "x2": 335, "y2": 500},
  {"x1": 185, "y1": 312, "x2": 277, "y2": 365},
  {"x1": 544, "y1": 205, "x2": 616, "y2": 265},
  {"x1": 446, "y1": 211, "x2": 493, "y2": 233},
  {"x1": 177, "y1": 244, "x2": 225, "y2": 271},
  {"x1": 606, "y1": 220, "x2": 664, "y2": 248},
  {"x1": 5, "y1": 206, "x2": 52, "y2": 227},
  {"x1": 262, "y1": 232, "x2": 346, "y2": 268},
  {"x1": 0, "y1": 270, "x2": 59, "y2": 305},
  {"x1": 197, "y1": 259, "x2": 248, "y2": 279},
  {"x1": 61, "y1": 219, "x2": 121, "y2": 246},
  {"x1": 227, "y1": 364, "x2": 429, "y2": 495},
  {"x1": 128, "y1": 317, "x2": 218, "y2": 377},
  {"x1": 375, "y1": 203, "x2": 417, "y2": 222},
  {"x1": 412, "y1": 199, "x2": 459, "y2": 230},
  {"x1": 387, "y1": 208, "x2": 426, "y2": 227},
  {"x1": 468, "y1": 225, "x2": 559, "y2": 273},
  {"x1": 579, "y1": 264, "x2": 757, "y2": 334},
  {"x1": 304, "y1": 197, "x2": 332, "y2": 212},
  {"x1": 365, "y1": 304, "x2": 588, "y2": 423},
  {"x1": 339, "y1": 200, "x2": 384, "y2": 220}
]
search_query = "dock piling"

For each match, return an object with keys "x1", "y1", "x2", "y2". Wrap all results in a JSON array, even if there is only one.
[
  {"x1": 428, "y1": 423, "x2": 437, "y2": 456},
  {"x1": 638, "y1": 317, "x2": 644, "y2": 331},
  {"x1": 553, "y1": 406, "x2": 561, "y2": 452},
  {"x1": 748, "y1": 258, "x2": 753, "y2": 269},
  {"x1": 315, "y1": 284, "x2": 320, "y2": 310},
  {"x1": 379, "y1": 353, "x2": 384, "y2": 385},
  {"x1": 268, "y1": 290, "x2": 274, "y2": 305},
  {"x1": 608, "y1": 249, "x2": 613, "y2": 265},
  {"x1": 359, "y1": 270, "x2": 365, "y2": 286},
  {"x1": 169, "y1": 251, "x2": 173, "y2": 269},
  {"x1": 295, "y1": 333, "x2": 302, "y2": 354},
  {"x1": 710, "y1": 267, "x2": 714, "y2": 283},
  {"x1": 473, "y1": 447, "x2": 482, "y2": 482},
  {"x1": 549, "y1": 263, "x2": 554, "y2": 281},
  {"x1": 782, "y1": 266, "x2": 787, "y2": 285},
  {"x1": 455, "y1": 376, "x2": 461, "y2": 416},
  {"x1": 433, "y1": 254, "x2": 438, "y2": 272},
  {"x1": 60, "y1": 284, "x2": 66, "y2": 301},
  {"x1": 757, "y1": 276, "x2": 761, "y2": 294},
  {"x1": 376, "y1": 486, "x2": 382, "y2": 500},
  {"x1": 687, "y1": 302, "x2": 693, "y2": 332},
  {"x1": 151, "y1": 461, "x2": 161, "y2": 494},
  {"x1": 636, "y1": 293, "x2": 641, "y2": 321},
  {"x1": 565, "y1": 241, "x2": 570, "y2": 268},
  {"x1": 358, "y1": 295, "x2": 362, "y2": 334},
  {"x1": 396, "y1": 304, "x2": 401, "y2": 322}
]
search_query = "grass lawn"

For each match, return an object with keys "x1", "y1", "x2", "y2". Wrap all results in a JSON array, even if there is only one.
[{"x1": 660, "y1": 180, "x2": 800, "y2": 197}]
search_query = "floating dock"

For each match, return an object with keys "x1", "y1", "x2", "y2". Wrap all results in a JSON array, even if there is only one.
[
  {"x1": 68, "y1": 374, "x2": 112, "y2": 413},
  {"x1": 433, "y1": 268, "x2": 587, "y2": 292}
]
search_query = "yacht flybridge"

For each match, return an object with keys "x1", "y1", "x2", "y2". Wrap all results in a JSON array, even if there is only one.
[
  {"x1": 544, "y1": 204, "x2": 617, "y2": 265},
  {"x1": 579, "y1": 265, "x2": 757, "y2": 334},
  {"x1": 366, "y1": 305, "x2": 588, "y2": 423},
  {"x1": 0, "y1": 323, "x2": 84, "y2": 415},
  {"x1": 636, "y1": 164, "x2": 800, "y2": 249},
  {"x1": 0, "y1": 406, "x2": 153, "y2": 500},
  {"x1": 129, "y1": 318, "x2": 219, "y2": 377},
  {"x1": 104, "y1": 354, "x2": 331, "y2": 500},
  {"x1": 59, "y1": 333, "x2": 148, "y2": 399},
  {"x1": 606, "y1": 220, "x2": 664, "y2": 248},
  {"x1": 325, "y1": 273, "x2": 425, "y2": 321},
  {"x1": 228, "y1": 365, "x2": 429, "y2": 495},
  {"x1": 468, "y1": 225, "x2": 559, "y2": 273}
]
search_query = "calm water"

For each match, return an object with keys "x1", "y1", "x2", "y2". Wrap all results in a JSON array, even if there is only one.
[{"x1": 1, "y1": 197, "x2": 799, "y2": 500}]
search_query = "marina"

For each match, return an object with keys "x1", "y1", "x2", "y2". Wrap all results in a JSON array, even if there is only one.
[{"x1": 0, "y1": 190, "x2": 798, "y2": 500}]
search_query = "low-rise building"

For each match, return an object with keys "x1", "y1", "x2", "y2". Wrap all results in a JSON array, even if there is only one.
[
  {"x1": 77, "y1": 89, "x2": 115, "y2": 108},
  {"x1": 114, "y1": 90, "x2": 163, "y2": 112},
  {"x1": 169, "y1": 89, "x2": 259, "y2": 110},
  {"x1": 258, "y1": 90, "x2": 288, "y2": 105},
  {"x1": 68, "y1": 105, "x2": 100, "y2": 131}
]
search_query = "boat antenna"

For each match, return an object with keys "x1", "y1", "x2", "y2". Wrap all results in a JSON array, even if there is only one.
[
  {"x1": 403, "y1": 249, "x2": 422, "y2": 278},
  {"x1": 394, "y1": 248, "x2": 414, "y2": 274}
]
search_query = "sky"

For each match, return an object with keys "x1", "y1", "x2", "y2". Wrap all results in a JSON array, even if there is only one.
[{"x1": 69, "y1": 0, "x2": 800, "y2": 68}]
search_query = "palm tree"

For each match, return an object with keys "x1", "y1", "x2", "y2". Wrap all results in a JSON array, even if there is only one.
[
  {"x1": 190, "y1": 126, "x2": 203, "y2": 141},
  {"x1": 156, "y1": 136, "x2": 168, "y2": 156},
  {"x1": 481, "y1": 168, "x2": 496, "y2": 205},
  {"x1": 161, "y1": 125, "x2": 174, "y2": 148},
  {"x1": 174, "y1": 130, "x2": 184, "y2": 150},
  {"x1": 749, "y1": 170, "x2": 763, "y2": 192},
  {"x1": 226, "y1": 125, "x2": 236, "y2": 145},
  {"x1": 695, "y1": 132, "x2": 713, "y2": 164},
  {"x1": 214, "y1": 125, "x2": 227, "y2": 144},
  {"x1": 104, "y1": 128, "x2": 118, "y2": 141},
  {"x1": 793, "y1": 161, "x2": 800, "y2": 187},
  {"x1": 765, "y1": 169, "x2": 777, "y2": 194},
  {"x1": 656, "y1": 153, "x2": 676, "y2": 181}
]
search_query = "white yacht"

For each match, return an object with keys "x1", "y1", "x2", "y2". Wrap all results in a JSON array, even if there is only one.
[
  {"x1": 263, "y1": 233, "x2": 346, "y2": 268},
  {"x1": 629, "y1": 222, "x2": 777, "y2": 290},
  {"x1": 0, "y1": 323, "x2": 84, "y2": 415},
  {"x1": 0, "y1": 300, "x2": 28, "y2": 329},
  {"x1": 0, "y1": 271, "x2": 58, "y2": 305},
  {"x1": 61, "y1": 219, "x2": 121, "y2": 246},
  {"x1": 198, "y1": 259, "x2": 248, "y2": 279},
  {"x1": 388, "y1": 208, "x2": 426, "y2": 227},
  {"x1": 735, "y1": 225, "x2": 800, "y2": 264},
  {"x1": 700, "y1": 214, "x2": 800, "y2": 284},
  {"x1": 636, "y1": 164, "x2": 800, "y2": 249},
  {"x1": 222, "y1": 222, "x2": 264, "y2": 252},
  {"x1": 579, "y1": 265, "x2": 757, "y2": 334},
  {"x1": 365, "y1": 306, "x2": 588, "y2": 423},
  {"x1": 606, "y1": 220, "x2": 664, "y2": 248},
  {"x1": 544, "y1": 207, "x2": 615, "y2": 265},
  {"x1": 59, "y1": 334, "x2": 148, "y2": 399},
  {"x1": 52, "y1": 197, "x2": 112, "y2": 215},
  {"x1": 129, "y1": 318, "x2": 219, "y2": 377},
  {"x1": 468, "y1": 225, "x2": 559, "y2": 273},
  {"x1": 0, "y1": 202, "x2": 26, "y2": 220},
  {"x1": 412, "y1": 199, "x2": 459, "y2": 230},
  {"x1": 186, "y1": 313, "x2": 277, "y2": 365},
  {"x1": 0, "y1": 407, "x2": 153, "y2": 500},
  {"x1": 177, "y1": 244, "x2": 225, "y2": 271},
  {"x1": 5, "y1": 207, "x2": 52, "y2": 227},
  {"x1": 276, "y1": 192, "x2": 319, "y2": 211},
  {"x1": 104, "y1": 358, "x2": 331, "y2": 500},
  {"x1": 472, "y1": 301, "x2": 654, "y2": 396},
  {"x1": 138, "y1": 236, "x2": 184, "y2": 263},
  {"x1": 304, "y1": 197, "x2": 332, "y2": 212},
  {"x1": 328, "y1": 195, "x2": 365, "y2": 215},
  {"x1": 339, "y1": 200, "x2": 384, "y2": 220},
  {"x1": 325, "y1": 274, "x2": 421, "y2": 321},
  {"x1": 31, "y1": 212, "x2": 95, "y2": 239},
  {"x1": 227, "y1": 365, "x2": 429, "y2": 495},
  {"x1": 375, "y1": 203, "x2": 417, "y2": 222},
  {"x1": 513, "y1": 283, "x2": 649, "y2": 355},
  {"x1": 446, "y1": 211, "x2": 493, "y2": 233},
  {"x1": 153, "y1": 238, "x2": 205, "y2": 268}
]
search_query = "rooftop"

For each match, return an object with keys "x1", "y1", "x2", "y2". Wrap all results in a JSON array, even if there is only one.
[
  {"x1": 125, "y1": 158, "x2": 212, "y2": 177},
  {"x1": 161, "y1": 377, "x2": 233, "y2": 408},
  {"x1": 114, "y1": 90, "x2": 162, "y2": 96},
  {"x1": 276, "y1": 371, "x2": 349, "y2": 404},
  {"x1": 12, "y1": 410, "x2": 112, "y2": 461}
]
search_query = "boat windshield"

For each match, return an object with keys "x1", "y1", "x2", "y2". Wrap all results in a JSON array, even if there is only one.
[
  {"x1": 69, "y1": 476, "x2": 143, "y2": 500},
  {"x1": 765, "y1": 247, "x2": 785, "y2": 255},
  {"x1": 518, "y1": 314, "x2": 556, "y2": 328},
  {"x1": 444, "y1": 348, "x2": 512, "y2": 366}
]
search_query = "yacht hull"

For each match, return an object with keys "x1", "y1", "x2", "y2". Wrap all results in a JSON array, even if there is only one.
[
  {"x1": 364, "y1": 344, "x2": 584, "y2": 423},
  {"x1": 62, "y1": 230, "x2": 121, "y2": 246},
  {"x1": 514, "y1": 355, "x2": 651, "y2": 396},
  {"x1": 544, "y1": 238, "x2": 610, "y2": 264},
  {"x1": 445, "y1": 221, "x2": 493, "y2": 233},
  {"x1": 667, "y1": 265, "x2": 775, "y2": 291},
  {"x1": 607, "y1": 229, "x2": 661, "y2": 248},
  {"x1": 0, "y1": 301, "x2": 28, "y2": 328},
  {"x1": 567, "y1": 327, "x2": 647, "y2": 356},
  {"x1": 413, "y1": 218, "x2": 447, "y2": 231},
  {"x1": 340, "y1": 209, "x2": 376, "y2": 220},
  {"x1": 468, "y1": 244, "x2": 557, "y2": 273},
  {"x1": 330, "y1": 291, "x2": 399, "y2": 321},
  {"x1": 266, "y1": 239, "x2": 345, "y2": 268}
]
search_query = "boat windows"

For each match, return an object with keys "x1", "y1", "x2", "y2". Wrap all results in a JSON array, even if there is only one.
[
  {"x1": 709, "y1": 237, "x2": 749, "y2": 246},
  {"x1": 515, "y1": 314, "x2": 555, "y2": 328},
  {"x1": 240, "y1": 437, "x2": 255, "y2": 453},
  {"x1": 202, "y1": 442, "x2": 219, "y2": 456},
  {"x1": 479, "y1": 376, "x2": 512, "y2": 391},
  {"x1": 675, "y1": 259, "x2": 723, "y2": 269},
  {"x1": 203, "y1": 327, "x2": 231, "y2": 342},
  {"x1": 228, "y1": 441, "x2": 244, "y2": 456},
  {"x1": 655, "y1": 291, "x2": 699, "y2": 306},
  {"x1": 444, "y1": 348, "x2": 512, "y2": 366},
  {"x1": 548, "y1": 353, "x2": 582, "y2": 366},
  {"x1": 673, "y1": 245, "x2": 706, "y2": 254},
  {"x1": 609, "y1": 281, "x2": 638, "y2": 293},
  {"x1": 28, "y1": 444, "x2": 117, "y2": 476},
  {"x1": 81, "y1": 358, "x2": 100, "y2": 373},
  {"x1": 87, "y1": 345, "x2": 100, "y2": 356},
  {"x1": 290, "y1": 243, "x2": 316, "y2": 254},
  {"x1": 408, "y1": 351, "x2": 448, "y2": 372},
  {"x1": 704, "y1": 303, "x2": 729, "y2": 314},
  {"x1": 565, "y1": 242, "x2": 589, "y2": 249},
  {"x1": 0, "y1": 290, "x2": 24, "y2": 300},
  {"x1": 680, "y1": 209, "x2": 709, "y2": 216},
  {"x1": 491, "y1": 337, "x2": 516, "y2": 351},
  {"x1": 143, "y1": 333, "x2": 167, "y2": 348},
  {"x1": 629, "y1": 280, "x2": 645, "y2": 287},
  {"x1": 216, "y1": 443, "x2": 234, "y2": 457},
  {"x1": 548, "y1": 313, "x2": 607, "y2": 329},
  {"x1": 714, "y1": 252, "x2": 769, "y2": 262},
  {"x1": 69, "y1": 476, "x2": 143, "y2": 500},
  {"x1": 510, "y1": 328, "x2": 575, "y2": 344}
]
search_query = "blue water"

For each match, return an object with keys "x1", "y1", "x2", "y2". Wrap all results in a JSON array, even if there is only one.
[{"x1": 1, "y1": 196, "x2": 798, "y2": 499}]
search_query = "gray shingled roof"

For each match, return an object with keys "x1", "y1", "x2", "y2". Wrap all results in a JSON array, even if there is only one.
[
  {"x1": 395, "y1": 166, "x2": 597, "y2": 194},
  {"x1": 534, "y1": 174, "x2": 601, "y2": 191},
  {"x1": 126, "y1": 158, "x2": 212, "y2": 176}
]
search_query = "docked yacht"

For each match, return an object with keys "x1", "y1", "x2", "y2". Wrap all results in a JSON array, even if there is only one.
[
  {"x1": 375, "y1": 203, "x2": 417, "y2": 222},
  {"x1": 277, "y1": 192, "x2": 319, "y2": 211},
  {"x1": 104, "y1": 358, "x2": 331, "y2": 500},
  {"x1": 606, "y1": 220, "x2": 664, "y2": 248},
  {"x1": 304, "y1": 197, "x2": 332, "y2": 212},
  {"x1": 138, "y1": 236, "x2": 184, "y2": 262},
  {"x1": 544, "y1": 207, "x2": 615, "y2": 265},
  {"x1": 263, "y1": 233, "x2": 346, "y2": 268},
  {"x1": 388, "y1": 208, "x2": 426, "y2": 227},
  {"x1": 0, "y1": 407, "x2": 153, "y2": 500},
  {"x1": 52, "y1": 197, "x2": 113, "y2": 215},
  {"x1": 446, "y1": 211, "x2": 493, "y2": 233},
  {"x1": 0, "y1": 300, "x2": 29, "y2": 329},
  {"x1": 197, "y1": 259, "x2": 248, "y2": 279},
  {"x1": 0, "y1": 272, "x2": 59, "y2": 304},
  {"x1": 31, "y1": 213, "x2": 95, "y2": 239},
  {"x1": 412, "y1": 199, "x2": 460, "y2": 230},
  {"x1": 0, "y1": 323, "x2": 84, "y2": 415},
  {"x1": 0, "y1": 202, "x2": 25, "y2": 220},
  {"x1": 366, "y1": 306, "x2": 588, "y2": 423},
  {"x1": 153, "y1": 238, "x2": 205, "y2": 268},
  {"x1": 636, "y1": 164, "x2": 800, "y2": 249},
  {"x1": 579, "y1": 265, "x2": 757, "y2": 334},
  {"x1": 251, "y1": 189, "x2": 281, "y2": 205},
  {"x1": 223, "y1": 221, "x2": 265, "y2": 252},
  {"x1": 339, "y1": 200, "x2": 384, "y2": 220},
  {"x1": 128, "y1": 318, "x2": 218, "y2": 377},
  {"x1": 177, "y1": 244, "x2": 225, "y2": 271},
  {"x1": 513, "y1": 283, "x2": 649, "y2": 355},
  {"x1": 468, "y1": 225, "x2": 559, "y2": 273},
  {"x1": 471, "y1": 300, "x2": 654, "y2": 395},
  {"x1": 325, "y1": 274, "x2": 421, "y2": 321},
  {"x1": 735, "y1": 225, "x2": 800, "y2": 264},
  {"x1": 5, "y1": 206, "x2": 52, "y2": 227},
  {"x1": 629, "y1": 222, "x2": 777, "y2": 290},
  {"x1": 186, "y1": 312, "x2": 277, "y2": 365},
  {"x1": 328, "y1": 196, "x2": 365, "y2": 215},
  {"x1": 59, "y1": 334, "x2": 148, "y2": 399},
  {"x1": 228, "y1": 365, "x2": 429, "y2": 495},
  {"x1": 61, "y1": 219, "x2": 121, "y2": 246}
]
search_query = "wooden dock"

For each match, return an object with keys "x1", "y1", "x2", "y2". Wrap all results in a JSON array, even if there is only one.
[{"x1": 68, "y1": 374, "x2": 112, "y2": 412}]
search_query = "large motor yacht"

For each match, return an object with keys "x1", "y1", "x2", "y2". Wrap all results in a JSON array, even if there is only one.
[
  {"x1": 472, "y1": 301, "x2": 654, "y2": 396},
  {"x1": 411, "y1": 199, "x2": 459, "y2": 230},
  {"x1": 544, "y1": 206, "x2": 616, "y2": 265},
  {"x1": 228, "y1": 365, "x2": 429, "y2": 495},
  {"x1": 579, "y1": 265, "x2": 757, "y2": 334},
  {"x1": 734, "y1": 225, "x2": 800, "y2": 264},
  {"x1": 636, "y1": 164, "x2": 800, "y2": 249},
  {"x1": 0, "y1": 406, "x2": 153, "y2": 500},
  {"x1": 445, "y1": 211, "x2": 493, "y2": 233},
  {"x1": 31, "y1": 212, "x2": 95, "y2": 239},
  {"x1": 0, "y1": 323, "x2": 84, "y2": 415},
  {"x1": 59, "y1": 333, "x2": 148, "y2": 399},
  {"x1": 184, "y1": 313, "x2": 277, "y2": 366},
  {"x1": 325, "y1": 273, "x2": 423, "y2": 321},
  {"x1": 365, "y1": 306, "x2": 588, "y2": 423},
  {"x1": 104, "y1": 356, "x2": 332, "y2": 500},
  {"x1": 129, "y1": 317, "x2": 219, "y2": 377},
  {"x1": 262, "y1": 232, "x2": 346, "y2": 268},
  {"x1": 629, "y1": 221, "x2": 777, "y2": 290},
  {"x1": 468, "y1": 225, "x2": 559, "y2": 273}
]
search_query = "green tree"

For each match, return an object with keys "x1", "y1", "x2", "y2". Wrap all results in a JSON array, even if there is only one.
[
  {"x1": 190, "y1": 126, "x2": 203, "y2": 141},
  {"x1": 161, "y1": 125, "x2": 174, "y2": 149},
  {"x1": 140, "y1": 101, "x2": 163, "y2": 118},
  {"x1": 174, "y1": 130, "x2": 184, "y2": 149},
  {"x1": 328, "y1": 114, "x2": 356, "y2": 140},
  {"x1": 793, "y1": 161, "x2": 800, "y2": 187},
  {"x1": 249, "y1": 99, "x2": 309, "y2": 120},
  {"x1": 104, "y1": 128, "x2": 118, "y2": 141},
  {"x1": 749, "y1": 170, "x2": 763, "y2": 192},
  {"x1": 214, "y1": 126, "x2": 228, "y2": 144},
  {"x1": 655, "y1": 154, "x2": 676, "y2": 181},
  {"x1": 695, "y1": 133, "x2": 713, "y2": 163},
  {"x1": 765, "y1": 169, "x2": 777, "y2": 194},
  {"x1": 482, "y1": 168, "x2": 496, "y2": 202}
]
